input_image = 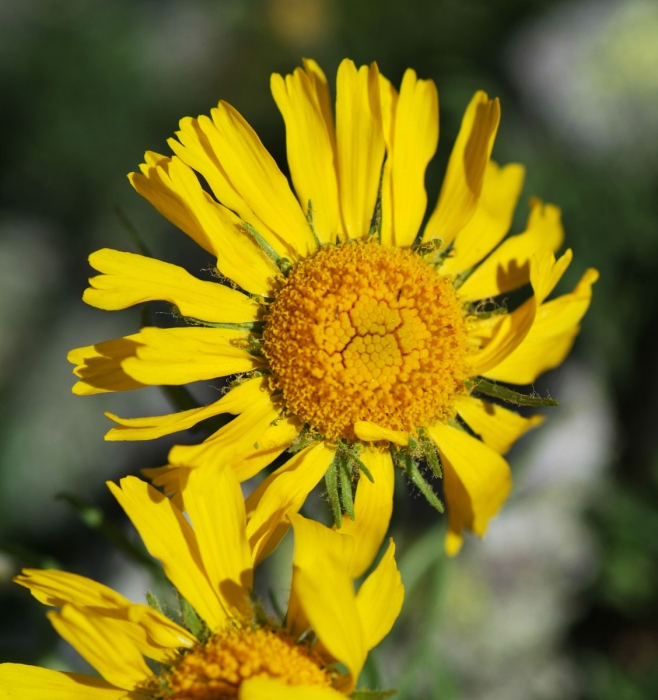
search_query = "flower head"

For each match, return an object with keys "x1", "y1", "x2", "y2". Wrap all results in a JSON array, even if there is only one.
[
  {"x1": 0, "y1": 464, "x2": 403, "y2": 699},
  {"x1": 69, "y1": 58, "x2": 597, "y2": 556}
]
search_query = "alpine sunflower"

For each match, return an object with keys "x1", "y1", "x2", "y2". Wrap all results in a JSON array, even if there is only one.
[
  {"x1": 68, "y1": 58, "x2": 598, "y2": 556},
  {"x1": 0, "y1": 463, "x2": 403, "y2": 699}
]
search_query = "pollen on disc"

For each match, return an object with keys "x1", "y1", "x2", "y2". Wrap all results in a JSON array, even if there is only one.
[
  {"x1": 262, "y1": 242, "x2": 469, "y2": 440},
  {"x1": 161, "y1": 627, "x2": 331, "y2": 698}
]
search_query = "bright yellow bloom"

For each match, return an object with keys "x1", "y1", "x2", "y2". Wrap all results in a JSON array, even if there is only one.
[
  {"x1": 0, "y1": 465, "x2": 403, "y2": 699},
  {"x1": 68, "y1": 58, "x2": 597, "y2": 555}
]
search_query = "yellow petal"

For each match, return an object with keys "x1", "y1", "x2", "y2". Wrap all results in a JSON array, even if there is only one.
[
  {"x1": 427, "y1": 421, "x2": 512, "y2": 553},
  {"x1": 106, "y1": 375, "x2": 265, "y2": 441},
  {"x1": 13, "y1": 570, "x2": 194, "y2": 662},
  {"x1": 288, "y1": 515, "x2": 365, "y2": 692},
  {"x1": 355, "y1": 539, "x2": 404, "y2": 650},
  {"x1": 378, "y1": 74, "x2": 397, "y2": 152},
  {"x1": 340, "y1": 447, "x2": 395, "y2": 578},
  {"x1": 168, "y1": 397, "x2": 280, "y2": 479},
  {"x1": 302, "y1": 59, "x2": 336, "y2": 143},
  {"x1": 531, "y1": 247, "x2": 573, "y2": 306},
  {"x1": 445, "y1": 529, "x2": 465, "y2": 557},
  {"x1": 68, "y1": 335, "x2": 144, "y2": 395},
  {"x1": 483, "y1": 268, "x2": 597, "y2": 384},
  {"x1": 286, "y1": 515, "x2": 356, "y2": 642},
  {"x1": 423, "y1": 91, "x2": 500, "y2": 248},
  {"x1": 271, "y1": 67, "x2": 339, "y2": 243},
  {"x1": 208, "y1": 101, "x2": 316, "y2": 257},
  {"x1": 129, "y1": 152, "x2": 215, "y2": 255},
  {"x1": 47, "y1": 605, "x2": 151, "y2": 690},
  {"x1": 467, "y1": 250, "x2": 572, "y2": 376},
  {"x1": 377, "y1": 73, "x2": 398, "y2": 247},
  {"x1": 458, "y1": 198, "x2": 564, "y2": 302},
  {"x1": 353, "y1": 421, "x2": 408, "y2": 446},
  {"x1": 108, "y1": 477, "x2": 225, "y2": 629},
  {"x1": 124, "y1": 605, "x2": 196, "y2": 654},
  {"x1": 14, "y1": 568, "x2": 128, "y2": 608},
  {"x1": 466, "y1": 299, "x2": 535, "y2": 377},
  {"x1": 335, "y1": 59, "x2": 386, "y2": 239},
  {"x1": 168, "y1": 117, "x2": 283, "y2": 255},
  {"x1": 529, "y1": 267, "x2": 599, "y2": 337},
  {"x1": 130, "y1": 155, "x2": 277, "y2": 296},
  {"x1": 239, "y1": 678, "x2": 346, "y2": 700},
  {"x1": 141, "y1": 464, "x2": 190, "y2": 502},
  {"x1": 245, "y1": 441, "x2": 336, "y2": 565},
  {"x1": 455, "y1": 395, "x2": 544, "y2": 454},
  {"x1": 484, "y1": 328, "x2": 578, "y2": 385},
  {"x1": 84, "y1": 248, "x2": 260, "y2": 323},
  {"x1": 229, "y1": 414, "x2": 302, "y2": 482},
  {"x1": 121, "y1": 326, "x2": 264, "y2": 386},
  {"x1": 390, "y1": 69, "x2": 439, "y2": 247},
  {"x1": 442, "y1": 161, "x2": 525, "y2": 276},
  {"x1": 0, "y1": 665, "x2": 148, "y2": 699},
  {"x1": 185, "y1": 464, "x2": 253, "y2": 621}
]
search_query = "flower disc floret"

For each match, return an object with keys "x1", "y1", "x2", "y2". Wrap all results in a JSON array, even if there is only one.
[
  {"x1": 263, "y1": 242, "x2": 469, "y2": 439},
  {"x1": 161, "y1": 627, "x2": 331, "y2": 699}
]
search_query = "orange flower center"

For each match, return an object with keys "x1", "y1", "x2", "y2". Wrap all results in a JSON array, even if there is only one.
[
  {"x1": 262, "y1": 242, "x2": 469, "y2": 440},
  {"x1": 161, "y1": 627, "x2": 331, "y2": 699}
]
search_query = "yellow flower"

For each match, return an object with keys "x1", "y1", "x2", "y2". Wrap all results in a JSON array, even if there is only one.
[
  {"x1": 0, "y1": 465, "x2": 403, "y2": 699},
  {"x1": 68, "y1": 58, "x2": 597, "y2": 556}
]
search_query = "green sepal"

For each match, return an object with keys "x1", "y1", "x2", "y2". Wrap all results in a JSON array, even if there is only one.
[
  {"x1": 288, "y1": 425, "x2": 324, "y2": 454},
  {"x1": 406, "y1": 460, "x2": 445, "y2": 514},
  {"x1": 367, "y1": 163, "x2": 384, "y2": 240},
  {"x1": 353, "y1": 455, "x2": 375, "y2": 483},
  {"x1": 146, "y1": 590, "x2": 164, "y2": 615},
  {"x1": 418, "y1": 432, "x2": 442, "y2": 479},
  {"x1": 469, "y1": 378, "x2": 559, "y2": 407},
  {"x1": 306, "y1": 200, "x2": 322, "y2": 248},
  {"x1": 156, "y1": 677, "x2": 173, "y2": 697},
  {"x1": 350, "y1": 690, "x2": 397, "y2": 699},
  {"x1": 392, "y1": 448, "x2": 444, "y2": 514},
  {"x1": 241, "y1": 221, "x2": 280, "y2": 262},
  {"x1": 411, "y1": 237, "x2": 443, "y2": 257},
  {"x1": 337, "y1": 441, "x2": 375, "y2": 482},
  {"x1": 468, "y1": 305, "x2": 507, "y2": 321},
  {"x1": 178, "y1": 595, "x2": 208, "y2": 642},
  {"x1": 325, "y1": 458, "x2": 342, "y2": 528},
  {"x1": 182, "y1": 318, "x2": 264, "y2": 333},
  {"x1": 338, "y1": 454, "x2": 355, "y2": 521},
  {"x1": 242, "y1": 221, "x2": 292, "y2": 275}
]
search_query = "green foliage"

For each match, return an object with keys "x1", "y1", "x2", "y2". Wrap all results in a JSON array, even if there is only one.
[
  {"x1": 56, "y1": 492, "x2": 164, "y2": 578},
  {"x1": 351, "y1": 690, "x2": 397, "y2": 700}
]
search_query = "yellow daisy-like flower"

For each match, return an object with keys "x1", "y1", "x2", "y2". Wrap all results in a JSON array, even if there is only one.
[
  {"x1": 69, "y1": 58, "x2": 597, "y2": 556},
  {"x1": 0, "y1": 464, "x2": 403, "y2": 699}
]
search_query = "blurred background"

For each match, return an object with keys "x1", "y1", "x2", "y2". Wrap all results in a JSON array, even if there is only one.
[{"x1": 1, "y1": 0, "x2": 657, "y2": 698}]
